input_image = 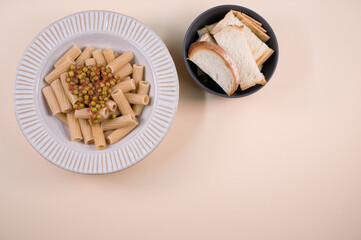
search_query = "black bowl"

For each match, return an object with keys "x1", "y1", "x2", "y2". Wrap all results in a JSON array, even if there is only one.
[{"x1": 183, "y1": 5, "x2": 279, "y2": 98}]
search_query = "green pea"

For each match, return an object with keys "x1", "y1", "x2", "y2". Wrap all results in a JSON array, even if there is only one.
[
  {"x1": 70, "y1": 65, "x2": 76, "y2": 70},
  {"x1": 78, "y1": 96, "x2": 83, "y2": 102},
  {"x1": 96, "y1": 115, "x2": 102, "y2": 120},
  {"x1": 84, "y1": 95, "x2": 89, "y2": 100},
  {"x1": 78, "y1": 93, "x2": 83, "y2": 97},
  {"x1": 66, "y1": 78, "x2": 71, "y2": 83},
  {"x1": 79, "y1": 103, "x2": 85, "y2": 108},
  {"x1": 73, "y1": 104, "x2": 78, "y2": 109},
  {"x1": 88, "y1": 90, "x2": 93, "y2": 95},
  {"x1": 72, "y1": 89, "x2": 78, "y2": 95},
  {"x1": 80, "y1": 79, "x2": 85, "y2": 84},
  {"x1": 107, "y1": 73, "x2": 112, "y2": 78},
  {"x1": 90, "y1": 101, "x2": 96, "y2": 106},
  {"x1": 82, "y1": 90, "x2": 87, "y2": 95},
  {"x1": 91, "y1": 107, "x2": 97, "y2": 113},
  {"x1": 97, "y1": 89, "x2": 102, "y2": 93},
  {"x1": 102, "y1": 91, "x2": 107, "y2": 96},
  {"x1": 101, "y1": 104, "x2": 105, "y2": 108},
  {"x1": 111, "y1": 114, "x2": 116, "y2": 119},
  {"x1": 78, "y1": 74, "x2": 83, "y2": 79},
  {"x1": 107, "y1": 89, "x2": 112, "y2": 94},
  {"x1": 105, "y1": 82, "x2": 110, "y2": 87},
  {"x1": 106, "y1": 68, "x2": 111, "y2": 73},
  {"x1": 113, "y1": 74, "x2": 119, "y2": 79},
  {"x1": 110, "y1": 80, "x2": 115, "y2": 86},
  {"x1": 104, "y1": 97, "x2": 109, "y2": 102},
  {"x1": 69, "y1": 71, "x2": 74, "y2": 77},
  {"x1": 92, "y1": 96, "x2": 97, "y2": 101},
  {"x1": 95, "y1": 104, "x2": 101, "y2": 109},
  {"x1": 82, "y1": 67, "x2": 88, "y2": 72},
  {"x1": 99, "y1": 96, "x2": 103, "y2": 101},
  {"x1": 93, "y1": 119, "x2": 98, "y2": 124}
]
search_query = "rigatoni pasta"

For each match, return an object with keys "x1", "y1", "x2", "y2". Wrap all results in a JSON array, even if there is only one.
[
  {"x1": 75, "y1": 46, "x2": 95, "y2": 65},
  {"x1": 50, "y1": 79, "x2": 72, "y2": 113},
  {"x1": 60, "y1": 73, "x2": 78, "y2": 105},
  {"x1": 91, "y1": 123, "x2": 106, "y2": 150},
  {"x1": 107, "y1": 50, "x2": 134, "y2": 73},
  {"x1": 42, "y1": 46, "x2": 150, "y2": 150},
  {"x1": 54, "y1": 45, "x2": 81, "y2": 67},
  {"x1": 79, "y1": 118, "x2": 94, "y2": 144},
  {"x1": 42, "y1": 86, "x2": 61, "y2": 115},
  {"x1": 132, "y1": 64, "x2": 144, "y2": 90},
  {"x1": 124, "y1": 93, "x2": 149, "y2": 105},
  {"x1": 92, "y1": 48, "x2": 106, "y2": 66},
  {"x1": 67, "y1": 111, "x2": 83, "y2": 142},
  {"x1": 115, "y1": 63, "x2": 133, "y2": 79},
  {"x1": 45, "y1": 57, "x2": 75, "y2": 83},
  {"x1": 106, "y1": 120, "x2": 139, "y2": 144},
  {"x1": 103, "y1": 48, "x2": 115, "y2": 64},
  {"x1": 101, "y1": 113, "x2": 136, "y2": 131},
  {"x1": 133, "y1": 81, "x2": 150, "y2": 116},
  {"x1": 112, "y1": 78, "x2": 136, "y2": 92},
  {"x1": 111, "y1": 89, "x2": 135, "y2": 116}
]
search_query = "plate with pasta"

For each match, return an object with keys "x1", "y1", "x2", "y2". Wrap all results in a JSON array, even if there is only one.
[{"x1": 14, "y1": 11, "x2": 179, "y2": 174}]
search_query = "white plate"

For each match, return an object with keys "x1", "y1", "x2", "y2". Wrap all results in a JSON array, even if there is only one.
[{"x1": 14, "y1": 10, "x2": 179, "y2": 174}]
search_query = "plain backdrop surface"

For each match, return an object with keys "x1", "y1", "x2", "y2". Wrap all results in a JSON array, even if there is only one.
[{"x1": 1, "y1": 0, "x2": 361, "y2": 239}]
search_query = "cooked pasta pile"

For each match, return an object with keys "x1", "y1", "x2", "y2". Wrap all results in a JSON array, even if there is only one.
[{"x1": 42, "y1": 45, "x2": 150, "y2": 150}]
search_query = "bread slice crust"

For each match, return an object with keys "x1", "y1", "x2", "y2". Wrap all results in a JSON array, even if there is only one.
[{"x1": 188, "y1": 42, "x2": 240, "y2": 95}]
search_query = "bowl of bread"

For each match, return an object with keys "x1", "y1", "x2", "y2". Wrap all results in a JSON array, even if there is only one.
[{"x1": 183, "y1": 5, "x2": 278, "y2": 97}]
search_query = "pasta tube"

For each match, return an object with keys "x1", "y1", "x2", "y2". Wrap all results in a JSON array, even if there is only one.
[
  {"x1": 111, "y1": 89, "x2": 134, "y2": 116},
  {"x1": 112, "y1": 78, "x2": 135, "y2": 92},
  {"x1": 60, "y1": 73, "x2": 78, "y2": 105},
  {"x1": 106, "y1": 51, "x2": 134, "y2": 73},
  {"x1": 42, "y1": 86, "x2": 61, "y2": 115},
  {"x1": 75, "y1": 46, "x2": 95, "y2": 65},
  {"x1": 50, "y1": 79, "x2": 72, "y2": 113},
  {"x1": 54, "y1": 45, "x2": 81, "y2": 67},
  {"x1": 78, "y1": 118, "x2": 94, "y2": 144},
  {"x1": 45, "y1": 57, "x2": 75, "y2": 83},
  {"x1": 106, "y1": 120, "x2": 138, "y2": 144},
  {"x1": 67, "y1": 111, "x2": 83, "y2": 142},
  {"x1": 55, "y1": 113, "x2": 68, "y2": 125},
  {"x1": 132, "y1": 81, "x2": 150, "y2": 116},
  {"x1": 115, "y1": 63, "x2": 133, "y2": 80},
  {"x1": 105, "y1": 100, "x2": 117, "y2": 112},
  {"x1": 74, "y1": 108, "x2": 91, "y2": 119},
  {"x1": 91, "y1": 123, "x2": 106, "y2": 150},
  {"x1": 85, "y1": 58, "x2": 96, "y2": 66},
  {"x1": 98, "y1": 107, "x2": 109, "y2": 122},
  {"x1": 124, "y1": 93, "x2": 149, "y2": 105},
  {"x1": 132, "y1": 64, "x2": 144, "y2": 90},
  {"x1": 92, "y1": 49, "x2": 106, "y2": 66},
  {"x1": 103, "y1": 48, "x2": 115, "y2": 64},
  {"x1": 101, "y1": 113, "x2": 136, "y2": 131}
]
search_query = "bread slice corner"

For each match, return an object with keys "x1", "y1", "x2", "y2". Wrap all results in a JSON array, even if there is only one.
[
  {"x1": 214, "y1": 25, "x2": 266, "y2": 90},
  {"x1": 188, "y1": 42, "x2": 239, "y2": 95}
]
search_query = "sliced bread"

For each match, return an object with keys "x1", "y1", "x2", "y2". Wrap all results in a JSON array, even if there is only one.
[
  {"x1": 197, "y1": 32, "x2": 216, "y2": 43},
  {"x1": 210, "y1": 11, "x2": 273, "y2": 66},
  {"x1": 214, "y1": 25, "x2": 266, "y2": 90},
  {"x1": 188, "y1": 42, "x2": 239, "y2": 95}
]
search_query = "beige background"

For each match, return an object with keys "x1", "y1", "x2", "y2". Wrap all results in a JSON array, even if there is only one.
[{"x1": 1, "y1": 0, "x2": 361, "y2": 239}]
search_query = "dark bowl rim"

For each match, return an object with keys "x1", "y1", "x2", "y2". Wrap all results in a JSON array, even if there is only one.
[{"x1": 183, "y1": 4, "x2": 279, "y2": 98}]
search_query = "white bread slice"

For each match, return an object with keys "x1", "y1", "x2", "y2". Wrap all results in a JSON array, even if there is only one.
[
  {"x1": 188, "y1": 42, "x2": 239, "y2": 95},
  {"x1": 210, "y1": 11, "x2": 273, "y2": 67},
  {"x1": 210, "y1": 11, "x2": 243, "y2": 35},
  {"x1": 197, "y1": 32, "x2": 216, "y2": 43},
  {"x1": 253, "y1": 43, "x2": 274, "y2": 66},
  {"x1": 214, "y1": 25, "x2": 266, "y2": 90},
  {"x1": 197, "y1": 23, "x2": 218, "y2": 37}
]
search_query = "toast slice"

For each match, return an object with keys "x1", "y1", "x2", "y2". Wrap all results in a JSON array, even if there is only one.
[
  {"x1": 211, "y1": 11, "x2": 273, "y2": 66},
  {"x1": 197, "y1": 23, "x2": 218, "y2": 37},
  {"x1": 232, "y1": 11, "x2": 270, "y2": 42},
  {"x1": 197, "y1": 32, "x2": 216, "y2": 43},
  {"x1": 214, "y1": 25, "x2": 266, "y2": 90},
  {"x1": 188, "y1": 42, "x2": 239, "y2": 95}
]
